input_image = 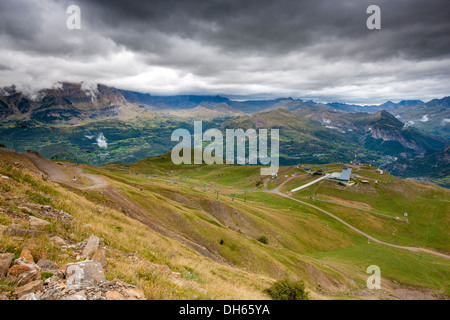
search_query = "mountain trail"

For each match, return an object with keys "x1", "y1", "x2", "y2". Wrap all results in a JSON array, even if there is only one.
[{"x1": 275, "y1": 191, "x2": 450, "y2": 260}]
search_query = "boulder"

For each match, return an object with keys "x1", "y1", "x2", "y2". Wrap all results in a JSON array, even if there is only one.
[
  {"x1": 16, "y1": 270, "x2": 41, "y2": 286},
  {"x1": 18, "y1": 292, "x2": 40, "y2": 300},
  {"x1": 92, "y1": 248, "x2": 106, "y2": 266},
  {"x1": 66, "y1": 260, "x2": 105, "y2": 289},
  {"x1": 0, "y1": 253, "x2": 15, "y2": 278},
  {"x1": 14, "y1": 280, "x2": 44, "y2": 298},
  {"x1": 13, "y1": 257, "x2": 40, "y2": 269},
  {"x1": 8, "y1": 256, "x2": 41, "y2": 283},
  {"x1": 37, "y1": 259, "x2": 57, "y2": 271},
  {"x1": 50, "y1": 236, "x2": 66, "y2": 246},
  {"x1": 28, "y1": 216, "x2": 50, "y2": 228},
  {"x1": 82, "y1": 235, "x2": 100, "y2": 259},
  {"x1": 19, "y1": 248, "x2": 34, "y2": 263},
  {"x1": 7, "y1": 264, "x2": 33, "y2": 280}
]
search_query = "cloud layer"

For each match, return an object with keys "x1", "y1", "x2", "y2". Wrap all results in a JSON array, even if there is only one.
[{"x1": 0, "y1": 0, "x2": 449, "y2": 104}]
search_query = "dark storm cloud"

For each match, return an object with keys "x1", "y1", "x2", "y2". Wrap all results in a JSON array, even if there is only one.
[
  {"x1": 76, "y1": 0, "x2": 450, "y2": 60},
  {"x1": 0, "y1": 0, "x2": 449, "y2": 103}
]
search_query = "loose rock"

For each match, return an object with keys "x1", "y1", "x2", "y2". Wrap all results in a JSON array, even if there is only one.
[
  {"x1": 92, "y1": 248, "x2": 106, "y2": 266},
  {"x1": 7, "y1": 264, "x2": 33, "y2": 281},
  {"x1": 19, "y1": 248, "x2": 34, "y2": 263},
  {"x1": 18, "y1": 292, "x2": 40, "y2": 300},
  {"x1": 0, "y1": 253, "x2": 15, "y2": 278},
  {"x1": 28, "y1": 216, "x2": 50, "y2": 228},
  {"x1": 16, "y1": 270, "x2": 41, "y2": 286},
  {"x1": 82, "y1": 235, "x2": 100, "y2": 259},
  {"x1": 14, "y1": 280, "x2": 44, "y2": 298},
  {"x1": 66, "y1": 260, "x2": 105, "y2": 289},
  {"x1": 50, "y1": 236, "x2": 67, "y2": 246},
  {"x1": 37, "y1": 259, "x2": 57, "y2": 271}
]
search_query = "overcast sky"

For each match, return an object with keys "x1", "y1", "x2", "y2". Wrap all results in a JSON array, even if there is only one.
[{"x1": 0, "y1": 0, "x2": 449, "y2": 104}]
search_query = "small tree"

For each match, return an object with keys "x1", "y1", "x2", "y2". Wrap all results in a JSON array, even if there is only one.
[
  {"x1": 257, "y1": 235, "x2": 269, "y2": 245},
  {"x1": 265, "y1": 279, "x2": 309, "y2": 300}
]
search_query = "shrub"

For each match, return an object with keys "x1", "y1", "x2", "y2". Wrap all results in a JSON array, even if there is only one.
[
  {"x1": 265, "y1": 279, "x2": 309, "y2": 300},
  {"x1": 257, "y1": 235, "x2": 269, "y2": 245}
]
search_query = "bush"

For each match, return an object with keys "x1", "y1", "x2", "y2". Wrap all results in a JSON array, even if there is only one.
[
  {"x1": 265, "y1": 279, "x2": 309, "y2": 300},
  {"x1": 257, "y1": 235, "x2": 269, "y2": 245}
]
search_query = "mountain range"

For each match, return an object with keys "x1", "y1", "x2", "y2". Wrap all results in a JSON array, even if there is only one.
[{"x1": 0, "y1": 82, "x2": 448, "y2": 187}]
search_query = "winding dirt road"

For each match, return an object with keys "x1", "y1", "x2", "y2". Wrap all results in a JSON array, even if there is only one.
[
  {"x1": 23, "y1": 152, "x2": 108, "y2": 190},
  {"x1": 277, "y1": 192, "x2": 450, "y2": 260}
]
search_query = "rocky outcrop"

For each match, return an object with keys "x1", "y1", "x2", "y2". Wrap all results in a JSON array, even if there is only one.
[
  {"x1": 82, "y1": 235, "x2": 100, "y2": 260},
  {"x1": 15, "y1": 280, "x2": 44, "y2": 299},
  {"x1": 0, "y1": 196, "x2": 147, "y2": 301},
  {"x1": 42, "y1": 278, "x2": 145, "y2": 300},
  {"x1": 66, "y1": 260, "x2": 105, "y2": 289},
  {"x1": 0, "y1": 237, "x2": 146, "y2": 300},
  {"x1": 28, "y1": 216, "x2": 50, "y2": 228},
  {"x1": 7, "y1": 249, "x2": 41, "y2": 286}
]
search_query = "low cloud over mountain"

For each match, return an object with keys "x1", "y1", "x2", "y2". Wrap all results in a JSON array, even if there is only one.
[{"x1": 0, "y1": 0, "x2": 449, "y2": 104}]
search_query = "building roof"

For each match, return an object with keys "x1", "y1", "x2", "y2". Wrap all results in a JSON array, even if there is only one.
[
  {"x1": 330, "y1": 172, "x2": 341, "y2": 179},
  {"x1": 339, "y1": 168, "x2": 352, "y2": 181}
]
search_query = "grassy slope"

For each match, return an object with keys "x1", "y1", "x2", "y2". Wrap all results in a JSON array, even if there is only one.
[
  {"x1": 1, "y1": 150, "x2": 449, "y2": 298},
  {"x1": 0, "y1": 152, "x2": 273, "y2": 299},
  {"x1": 90, "y1": 155, "x2": 450, "y2": 296}
]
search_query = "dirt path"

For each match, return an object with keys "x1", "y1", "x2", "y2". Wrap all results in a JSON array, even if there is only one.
[
  {"x1": 22, "y1": 152, "x2": 230, "y2": 265},
  {"x1": 71, "y1": 166, "x2": 109, "y2": 190},
  {"x1": 276, "y1": 191, "x2": 450, "y2": 260},
  {"x1": 23, "y1": 152, "x2": 109, "y2": 190}
]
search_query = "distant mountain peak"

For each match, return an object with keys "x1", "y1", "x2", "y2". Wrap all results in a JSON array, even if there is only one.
[{"x1": 398, "y1": 100, "x2": 424, "y2": 106}]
